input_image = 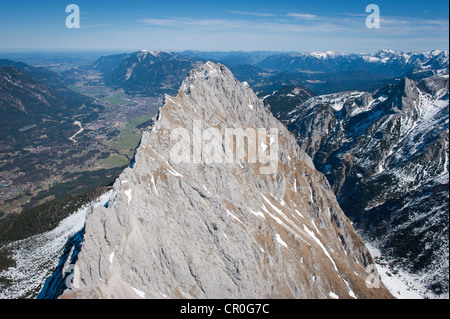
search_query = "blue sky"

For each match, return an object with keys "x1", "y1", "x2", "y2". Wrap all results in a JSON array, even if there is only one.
[{"x1": 0, "y1": 0, "x2": 448, "y2": 52}]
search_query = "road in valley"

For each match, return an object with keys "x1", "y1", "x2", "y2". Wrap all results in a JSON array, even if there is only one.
[{"x1": 69, "y1": 121, "x2": 84, "y2": 143}]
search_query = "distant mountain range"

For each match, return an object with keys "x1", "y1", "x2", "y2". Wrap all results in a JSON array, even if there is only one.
[
  {"x1": 0, "y1": 64, "x2": 97, "y2": 140},
  {"x1": 84, "y1": 49, "x2": 449, "y2": 96},
  {"x1": 86, "y1": 50, "x2": 203, "y2": 96},
  {"x1": 256, "y1": 50, "x2": 448, "y2": 74},
  {"x1": 0, "y1": 58, "x2": 89, "y2": 101},
  {"x1": 252, "y1": 49, "x2": 448, "y2": 94}
]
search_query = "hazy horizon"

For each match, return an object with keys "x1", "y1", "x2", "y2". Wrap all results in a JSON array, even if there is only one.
[{"x1": 0, "y1": 48, "x2": 448, "y2": 55}]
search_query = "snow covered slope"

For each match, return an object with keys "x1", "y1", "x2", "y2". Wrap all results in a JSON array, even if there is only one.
[
  {"x1": 0, "y1": 191, "x2": 112, "y2": 299},
  {"x1": 281, "y1": 73, "x2": 449, "y2": 298},
  {"x1": 257, "y1": 50, "x2": 449, "y2": 78}
]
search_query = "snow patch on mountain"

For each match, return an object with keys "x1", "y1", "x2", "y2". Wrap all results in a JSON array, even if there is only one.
[{"x1": 0, "y1": 191, "x2": 112, "y2": 299}]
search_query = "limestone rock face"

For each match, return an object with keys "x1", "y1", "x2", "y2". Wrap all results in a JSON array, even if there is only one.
[{"x1": 64, "y1": 62, "x2": 392, "y2": 299}]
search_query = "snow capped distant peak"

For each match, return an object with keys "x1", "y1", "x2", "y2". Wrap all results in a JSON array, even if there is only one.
[
  {"x1": 363, "y1": 56, "x2": 382, "y2": 63},
  {"x1": 308, "y1": 50, "x2": 340, "y2": 59},
  {"x1": 310, "y1": 51, "x2": 333, "y2": 59},
  {"x1": 402, "y1": 53, "x2": 413, "y2": 63},
  {"x1": 136, "y1": 49, "x2": 172, "y2": 58},
  {"x1": 430, "y1": 49, "x2": 443, "y2": 57},
  {"x1": 371, "y1": 49, "x2": 400, "y2": 59},
  {"x1": 376, "y1": 49, "x2": 397, "y2": 55},
  {"x1": 310, "y1": 52, "x2": 326, "y2": 59},
  {"x1": 132, "y1": 49, "x2": 177, "y2": 63},
  {"x1": 152, "y1": 49, "x2": 172, "y2": 56}
]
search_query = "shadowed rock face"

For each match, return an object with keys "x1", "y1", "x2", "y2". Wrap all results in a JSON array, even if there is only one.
[
  {"x1": 284, "y1": 74, "x2": 449, "y2": 297},
  {"x1": 63, "y1": 62, "x2": 392, "y2": 299}
]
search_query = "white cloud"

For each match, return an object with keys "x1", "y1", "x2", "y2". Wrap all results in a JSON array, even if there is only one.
[
  {"x1": 137, "y1": 13, "x2": 448, "y2": 37},
  {"x1": 132, "y1": 12, "x2": 449, "y2": 52},
  {"x1": 137, "y1": 18, "x2": 178, "y2": 26},
  {"x1": 227, "y1": 10, "x2": 275, "y2": 17},
  {"x1": 81, "y1": 24, "x2": 113, "y2": 29},
  {"x1": 287, "y1": 12, "x2": 318, "y2": 19},
  {"x1": 138, "y1": 18, "x2": 240, "y2": 29}
]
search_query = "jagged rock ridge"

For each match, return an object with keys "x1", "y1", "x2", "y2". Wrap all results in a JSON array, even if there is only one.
[
  {"x1": 63, "y1": 62, "x2": 392, "y2": 299},
  {"x1": 283, "y1": 74, "x2": 449, "y2": 297}
]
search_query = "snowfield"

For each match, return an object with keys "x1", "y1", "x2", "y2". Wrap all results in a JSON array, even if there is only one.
[
  {"x1": 0, "y1": 191, "x2": 112, "y2": 299},
  {"x1": 364, "y1": 240, "x2": 448, "y2": 299}
]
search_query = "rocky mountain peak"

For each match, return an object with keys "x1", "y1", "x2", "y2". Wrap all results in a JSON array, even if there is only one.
[
  {"x1": 180, "y1": 61, "x2": 238, "y2": 94},
  {"x1": 62, "y1": 62, "x2": 392, "y2": 299}
]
